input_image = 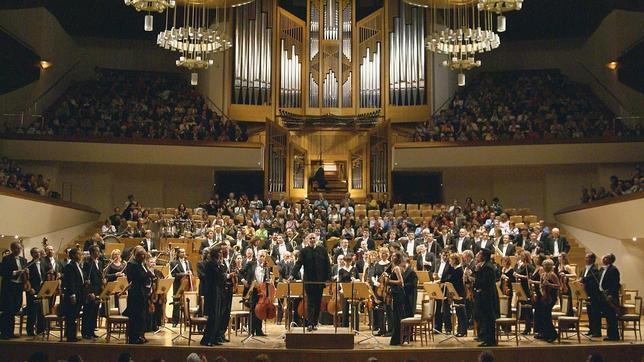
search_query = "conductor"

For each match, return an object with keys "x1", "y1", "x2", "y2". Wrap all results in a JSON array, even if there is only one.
[{"x1": 290, "y1": 233, "x2": 331, "y2": 332}]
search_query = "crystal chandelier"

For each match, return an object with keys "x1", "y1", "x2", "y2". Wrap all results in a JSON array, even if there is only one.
[
  {"x1": 157, "y1": 0, "x2": 248, "y2": 85},
  {"x1": 477, "y1": 0, "x2": 523, "y2": 32},
  {"x1": 404, "y1": 0, "x2": 501, "y2": 86},
  {"x1": 123, "y1": 0, "x2": 176, "y2": 32}
]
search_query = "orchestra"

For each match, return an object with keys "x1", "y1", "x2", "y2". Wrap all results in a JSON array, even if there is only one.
[{"x1": 0, "y1": 197, "x2": 635, "y2": 350}]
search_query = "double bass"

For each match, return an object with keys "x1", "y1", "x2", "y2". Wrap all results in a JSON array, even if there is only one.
[{"x1": 254, "y1": 278, "x2": 277, "y2": 320}]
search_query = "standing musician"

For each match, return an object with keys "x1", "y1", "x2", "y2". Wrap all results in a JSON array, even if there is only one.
[
  {"x1": 43, "y1": 244, "x2": 63, "y2": 280},
  {"x1": 270, "y1": 234, "x2": 293, "y2": 263},
  {"x1": 278, "y1": 251, "x2": 299, "y2": 325},
  {"x1": 557, "y1": 252, "x2": 576, "y2": 316},
  {"x1": 401, "y1": 256, "x2": 418, "y2": 319},
  {"x1": 0, "y1": 241, "x2": 27, "y2": 339},
  {"x1": 415, "y1": 243, "x2": 435, "y2": 272},
  {"x1": 338, "y1": 254, "x2": 359, "y2": 328},
  {"x1": 105, "y1": 249, "x2": 126, "y2": 282},
  {"x1": 579, "y1": 252, "x2": 602, "y2": 338},
  {"x1": 61, "y1": 247, "x2": 84, "y2": 342},
  {"x1": 462, "y1": 250, "x2": 476, "y2": 328},
  {"x1": 530, "y1": 254, "x2": 546, "y2": 338},
  {"x1": 434, "y1": 250, "x2": 454, "y2": 334},
  {"x1": 124, "y1": 246, "x2": 153, "y2": 344},
  {"x1": 598, "y1": 253, "x2": 621, "y2": 341},
  {"x1": 499, "y1": 256, "x2": 515, "y2": 317},
  {"x1": 201, "y1": 246, "x2": 225, "y2": 346},
  {"x1": 170, "y1": 248, "x2": 192, "y2": 326},
  {"x1": 513, "y1": 251, "x2": 535, "y2": 335},
  {"x1": 452, "y1": 228, "x2": 473, "y2": 254},
  {"x1": 241, "y1": 249, "x2": 271, "y2": 336},
  {"x1": 140, "y1": 230, "x2": 156, "y2": 253},
  {"x1": 473, "y1": 249, "x2": 498, "y2": 347},
  {"x1": 289, "y1": 232, "x2": 332, "y2": 332},
  {"x1": 146, "y1": 257, "x2": 164, "y2": 333},
  {"x1": 26, "y1": 247, "x2": 47, "y2": 336},
  {"x1": 536, "y1": 259, "x2": 559, "y2": 343},
  {"x1": 385, "y1": 251, "x2": 405, "y2": 346},
  {"x1": 81, "y1": 245, "x2": 103, "y2": 340},
  {"x1": 216, "y1": 243, "x2": 235, "y2": 344},
  {"x1": 448, "y1": 253, "x2": 468, "y2": 337},
  {"x1": 373, "y1": 247, "x2": 391, "y2": 337}
]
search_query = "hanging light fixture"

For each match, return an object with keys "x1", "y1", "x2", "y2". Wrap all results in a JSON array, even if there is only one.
[
  {"x1": 124, "y1": 0, "x2": 176, "y2": 31},
  {"x1": 404, "y1": 0, "x2": 500, "y2": 86},
  {"x1": 477, "y1": 0, "x2": 523, "y2": 33},
  {"x1": 157, "y1": 0, "x2": 251, "y2": 85}
]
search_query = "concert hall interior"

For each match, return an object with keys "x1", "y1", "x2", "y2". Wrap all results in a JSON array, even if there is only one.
[{"x1": 0, "y1": 0, "x2": 643, "y2": 361}]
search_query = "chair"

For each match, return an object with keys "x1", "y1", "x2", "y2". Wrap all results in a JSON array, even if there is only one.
[
  {"x1": 401, "y1": 300, "x2": 434, "y2": 345},
  {"x1": 619, "y1": 296, "x2": 642, "y2": 341},
  {"x1": 43, "y1": 295, "x2": 64, "y2": 341},
  {"x1": 557, "y1": 296, "x2": 581, "y2": 343},
  {"x1": 552, "y1": 295, "x2": 569, "y2": 324},
  {"x1": 419, "y1": 203, "x2": 432, "y2": 210},
  {"x1": 495, "y1": 295, "x2": 520, "y2": 346},
  {"x1": 394, "y1": 203, "x2": 406, "y2": 210},
  {"x1": 509, "y1": 215, "x2": 523, "y2": 224},
  {"x1": 229, "y1": 295, "x2": 250, "y2": 338},
  {"x1": 504, "y1": 208, "x2": 517, "y2": 215},
  {"x1": 183, "y1": 297, "x2": 207, "y2": 345},
  {"x1": 523, "y1": 215, "x2": 538, "y2": 224},
  {"x1": 106, "y1": 295, "x2": 129, "y2": 343},
  {"x1": 408, "y1": 210, "x2": 421, "y2": 218},
  {"x1": 152, "y1": 207, "x2": 166, "y2": 214},
  {"x1": 355, "y1": 204, "x2": 367, "y2": 211},
  {"x1": 368, "y1": 210, "x2": 380, "y2": 218},
  {"x1": 622, "y1": 289, "x2": 639, "y2": 310},
  {"x1": 166, "y1": 207, "x2": 178, "y2": 215},
  {"x1": 406, "y1": 204, "x2": 419, "y2": 211},
  {"x1": 394, "y1": 209, "x2": 405, "y2": 217}
]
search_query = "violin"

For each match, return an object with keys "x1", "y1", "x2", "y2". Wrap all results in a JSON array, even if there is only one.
[{"x1": 254, "y1": 273, "x2": 277, "y2": 320}]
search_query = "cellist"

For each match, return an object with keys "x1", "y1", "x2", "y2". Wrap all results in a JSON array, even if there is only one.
[{"x1": 240, "y1": 249, "x2": 270, "y2": 336}]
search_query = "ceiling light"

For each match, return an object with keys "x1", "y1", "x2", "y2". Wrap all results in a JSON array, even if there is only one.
[
  {"x1": 39, "y1": 60, "x2": 53, "y2": 69},
  {"x1": 633, "y1": 237, "x2": 637, "y2": 242},
  {"x1": 606, "y1": 61, "x2": 618, "y2": 70},
  {"x1": 14, "y1": 235, "x2": 19, "y2": 239}
]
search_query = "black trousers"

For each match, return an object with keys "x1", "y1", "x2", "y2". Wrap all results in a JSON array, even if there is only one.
[
  {"x1": 454, "y1": 301, "x2": 467, "y2": 335},
  {"x1": 63, "y1": 299, "x2": 81, "y2": 341},
  {"x1": 202, "y1": 305, "x2": 220, "y2": 344},
  {"x1": 248, "y1": 291, "x2": 263, "y2": 335},
  {"x1": 475, "y1": 303, "x2": 496, "y2": 345},
  {"x1": 217, "y1": 287, "x2": 233, "y2": 337},
  {"x1": 586, "y1": 297, "x2": 602, "y2": 336},
  {"x1": 126, "y1": 298, "x2": 147, "y2": 343},
  {"x1": 434, "y1": 299, "x2": 453, "y2": 333},
  {"x1": 81, "y1": 299, "x2": 99, "y2": 337},
  {"x1": 601, "y1": 299, "x2": 619, "y2": 339},
  {"x1": 519, "y1": 300, "x2": 533, "y2": 333},
  {"x1": 304, "y1": 284, "x2": 324, "y2": 327},
  {"x1": 533, "y1": 299, "x2": 544, "y2": 335},
  {"x1": 541, "y1": 300, "x2": 557, "y2": 340},
  {"x1": 26, "y1": 293, "x2": 44, "y2": 335},
  {"x1": 0, "y1": 283, "x2": 22, "y2": 338}
]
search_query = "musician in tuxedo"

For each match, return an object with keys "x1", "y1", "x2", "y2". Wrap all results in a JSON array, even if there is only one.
[
  {"x1": 285, "y1": 229, "x2": 300, "y2": 250},
  {"x1": 241, "y1": 250, "x2": 271, "y2": 336},
  {"x1": 270, "y1": 234, "x2": 293, "y2": 263},
  {"x1": 124, "y1": 246, "x2": 153, "y2": 344},
  {"x1": 474, "y1": 232, "x2": 493, "y2": 254},
  {"x1": 473, "y1": 249, "x2": 499, "y2": 347},
  {"x1": 140, "y1": 230, "x2": 156, "y2": 253},
  {"x1": 146, "y1": 257, "x2": 165, "y2": 333},
  {"x1": 452, "y1": 228, "x2": 473, "y2": 254},
  {"x1": 524, "y1": 232, "x2": 545, "y2": 256},
  {"x1": 216, "y1": 243, "x2": 235, "y2": 343},
  {"x1": 598, "y1": 253, "x2": 620, "y2": 341},
  {"x1": 43, "y1": 245, "x2": 63, "y2": 280},
  {"x1": 497, "y1": 234, "x2": 516, "y2": 256},
  {"x1": 200, "y1": 230, "x2": 217, "y2": 251},
  {"x1": 290, "y1": 232, "x2": 332, "y2": 332},
  {"x1": 448, "y1": 253, "x2": 468, "y2": 337},
  {"x1": 514, "y1": 227, "x2": 530, "y2": 248},
  {"x1": 513, "y1": 251, "x2": 536, "y2": 334},
  {"x1": 579, "y1": 252, "x2": 602, "y2": 337},
  {"x1": 546, "y1": 228, "x2": 570, "y2": 257},
  {"x1": 280, "y1": 251, "x2": 303, "y2": 326},
  {"x1": 0, "y1": 241, "x2": 27, "y2": 339},
  {"x1": 332, "y1": 238, "x2": 352, "y2": 262},
  {"x1": 25, "y1": 247, "x2": 47, "y2": 336},
  {"x1": 415, "y1": 243, "x2": 435, "y2": 272},
  {"x1": 169, "y1": 248, "x2": 193, "y2": 326},
  {"x1": 81, "y1": 245, "x2": 103, "y2": 339},
  {"x1": 423, "y1": 231, "x2": 443, "y2": 257},
  {"x1": 83, "y1": 233, "x2": 105, "y2": 252},
  {"x1": 354, "y1": 229, "x2": 375, "y2": 252},
  {"x1": 201, "y1": 246, "x2": 225, "y2": 346},
  {"x1": 399, "y1": 231, "x2": 419, "y2": 258},
  {"x1": 61, "y1": 247, "x2": 84, "y2": 342},
  {"x1": 434, "y1": 250, "x2": 454, "y2": 334}
]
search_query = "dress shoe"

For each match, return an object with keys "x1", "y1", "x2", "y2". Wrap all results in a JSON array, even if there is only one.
[
  {"x1": 313, "y1": 324, "x2": 319, "y2": 331},
  {"x1": 307, "y1": 325, "x2": 314, "y2": 332},
  {"x1": 81, "y1": 335, "x2": 95, "y2": 340},
  {"x1": 67, "y1": 338, "x2": 80, "y2": 343},
  {"x1": 534, "y1": 334, "x2": 544, "y2": 340},
  {"x1": 383, "y1": 332, "x2": 392, "y2": 337},
  {"x1": 603, "y1": 337, "x2": 619, "y2": 341},
  {"x1": 255, "y1": 331, "x2": 267, "y2": 337},
  {"x1": 200, "y1": 340, "x2": 212, "y2": 346},
  {"x1": 544, "y1": 337, "x2": 557, "y2": 343},
  {"x1": 477, "y1": 342, "x2": 490, "y2": 347},
  {"x1": 220, "y1": 337, "x2": 230, "y2": 343},
  {"x1": 92, "y1": 334, "x2": 100, "y2": 338},
  {"x1": 213, "y1": 341, "x2": 223, "y2": 346},
  {"x1": 522, "y1": 330, "x2": 531, "y2": 335},
  {"x1": 130, "y1": 338, "x2": 146, "y2": 344},
  {"x1": 455, "y1": 333, "x2": 466, "y2": 337}
]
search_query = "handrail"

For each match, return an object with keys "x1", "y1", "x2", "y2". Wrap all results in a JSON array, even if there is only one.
[
  {"x1": 576, "y1": 61, "x2": 628, "y2": 116},
  {"x1": 393, "y1": 135, "x2": 644, "y2": 149},
  {"x1": 0, "y1": 134, "x2": 262, "y2": 148},
  {"x1": 0, "y1": 24, "x2": 37, "y2": 55},
  {"x1": 28, "y1": 60, "x2": 81, "y2": 112},
  {"x1": 554, "y1": 191, "x2": 644, "y2": 216},
  {"x1": 0, "y1": 186, "x2": 101, "y2": 215},
  {"x1": 204, "y1": 94, "x2": 231, "y2": 123}
]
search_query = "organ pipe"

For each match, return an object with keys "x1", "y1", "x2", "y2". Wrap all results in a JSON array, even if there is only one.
[{"x1": 389, "y1": 2, "x2": 425, "y2": 106}]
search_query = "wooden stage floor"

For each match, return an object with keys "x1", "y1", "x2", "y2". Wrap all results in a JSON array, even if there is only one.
[{"x1": 1, "y1": 323, "x2": 642, "y2": 362}]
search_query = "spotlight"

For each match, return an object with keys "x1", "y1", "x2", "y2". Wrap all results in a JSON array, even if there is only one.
[
  {"x1": 39, "y1": 60, "x2": 53, "y2": 70},
  {"x1": 606, "y1": 61, "x2": 618, "y2": 70}
]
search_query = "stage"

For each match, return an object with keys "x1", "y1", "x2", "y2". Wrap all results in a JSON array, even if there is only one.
[{"x1": 1, "y1": 324, "x2": 642, "y2": 362}]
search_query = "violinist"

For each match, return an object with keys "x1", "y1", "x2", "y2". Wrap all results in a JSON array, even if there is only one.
[
  {"x1": 373, "y1": 247, "x2": 391, "y2": 337},
  {"x1": 26, "y1": 247, "x2": 47, "y2": 336},
  {"x1": 557, "y1": 252, "x2": 575, "y2": 316},
  {"x1": 537, "y1": 259, "x2": 559, "y2": 343},
  {"x1": 201, "y1": 246, "x2": 225, "y2": 346},
  {"x1": 462, "y1": 250, "x2": 476, "y2": 328},
  {"x1": 43, "y1": 245, "x2": 63, "y2": 280},
  {"x1": 61, "y1": 247, "x2": 84, "y2": 342},
  {"x1": 448, "y1": 253, "x2": 467, "y2": 337},
  {"x1": 386, "y1": 251, "x2": 405, "y2": 346},
  {"x1": 241, "y1": 249, "x2": 270, "y2": 336},
  {"x1": 513, "y1": 251, "x2": 535, "y2": 335},
  {"x1": 338, "y1": 254, "x2": 359, "y2": 328},
  {"x1": 170, "y1": 248, "x2": 192, "y2": 326},
  {"x1": 105, "y1": 249, "x2": 126, "y2": 282},
  {"x1": 125, "y1": 246, "x2": 153, "y2": 344},
  {"x1": 0, "y1": 241, "x2": 27, "y2": 339},
  {"x1": 530, "y1": 254, "x2": 546, "y2": 338},
  {"x1": 141, "y1": 230, "x2": 156, "y2": 253},
  {"x1": 434, "y1": 250, "x2": 454, "y2": 335},
  {"x1": 499, "y1": 256, "x2": 515, "y2": 316},
  {"x1": 81, "y1": 245, "x2": 103, "y2": 340},
  {"x1": 216, "y1": 242, "x2": 235, "y2": 344},
  {"x1": 146, "y1": 257, "x2": 164, "y2": 333}
]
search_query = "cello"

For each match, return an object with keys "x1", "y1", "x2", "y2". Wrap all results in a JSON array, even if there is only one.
[{"x1": 255, "y1": 277, "x2": 277, "y2": 320}]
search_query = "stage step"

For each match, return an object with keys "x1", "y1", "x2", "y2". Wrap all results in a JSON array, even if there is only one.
[{"x1": 285, "y1": 330, "x2": 354, "y2": 349}]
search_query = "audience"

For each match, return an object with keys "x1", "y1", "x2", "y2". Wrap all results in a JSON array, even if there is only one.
[
  {"x1": 0, "y1": 155, "x2": 53, "y2": 197},
  {"x1": 410, "y1": 70, "x2": 639, "y2": 143},
  {"x1": 2, "y1": 68, "x2": 248, "y2": 142},
  {"x1": 581, "y1": 165, "x2": 642, "y2": 203}
]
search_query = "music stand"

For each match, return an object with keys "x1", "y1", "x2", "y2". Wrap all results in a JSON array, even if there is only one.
[
  {"x1": 284, "y1": 282, "x2": 304, "y2": 330},
  {"x1": 423, "y1": 283, "x2": 446, "y2": 336},
  {"x1": 438, "y1": 282, "x2": 465, "y2": 344},
  {"x1": 416, "y1": 271, "x2": 431, "y2": 284},
  {"x1": 344, "y1": 282, "x2": 381, "y2": 346},
  {"x1": 155, "y1": 278, "x2": 175, "y2": 334},
  {"x1": 96, "y1": 281, "x2": 120, "y2": 340},
  {"x1": 105, "y1": 243, "x2": 125, "y2": 256},
  {"x1": 512, "y1": 282, "x2": 533, "y2": 342}
]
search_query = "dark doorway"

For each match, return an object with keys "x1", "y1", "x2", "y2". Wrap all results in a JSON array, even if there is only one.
[
  {"x1": 392, "y1": 171, "x2": 443, "y2": 204},
  {"x1": 214, "y1": 171, "x2": 264, "y2": 199}
]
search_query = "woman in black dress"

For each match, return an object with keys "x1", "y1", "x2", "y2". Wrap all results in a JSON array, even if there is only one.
[
  {"x1": 373, "y1": 247, "x2": 391, "y2": 336},
  {"x1": 338, "y1": 255, "x2": 359, "y2": 328},
  {"x1": 387, "y1": 251, "x2": 405, "y2": 346}
]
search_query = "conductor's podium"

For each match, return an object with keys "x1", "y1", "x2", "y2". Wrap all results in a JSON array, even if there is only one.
[{"x1": 285, "y1": 329, "x2": 354, "y2": 349}]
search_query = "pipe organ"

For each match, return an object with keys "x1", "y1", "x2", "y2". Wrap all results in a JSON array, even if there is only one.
[
  {"x1": 230, "y1": 0, "x2": 431, "y2": 119},
  {"x1": 233, "y1": 0, "x2": 273, "y2": 105}
]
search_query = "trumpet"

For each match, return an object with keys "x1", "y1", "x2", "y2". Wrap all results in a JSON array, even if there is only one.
[{"x1": 232, "y1": 244, "x2": 242, "y2": 254}]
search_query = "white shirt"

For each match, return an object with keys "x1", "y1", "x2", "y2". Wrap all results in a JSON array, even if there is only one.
[
  {"x1": 207, "y1": 239, "x2": 215, "y2": 247},
  {"x1": 180, "y1": 259, "x2": 188, "y2": 273},
  {"x1": 480, "y1": 239, "x2": 488, "y2": 250},
  {"x1": 406, "y1": 239, "x2": 415, "y2": 256},
  {"x1": 255, "y1": 265, "x2": 265, "y2": 283},
  {"x1": 599, "y1": 266, "x2": 607, "y2": 292},
  {"x1": 48, "y1": 257, "x2": 56, "y2": 270},
  {"x1": 76, "y1": 262, "x2": 84, "y2": 284},
  {"x1": 420, "y1": 252, "x2": 430, "y2": 267},
  {"x1": 437, "y1": 261, "x2": 447, "y2": 279},
  {"x1": 553, "y1": 239, "x2": 560, "y2": 257},
  {"x1": 502, "y1": 244, "x2": 509, "y2": 256},
  {"x1": 278, "y1": 243, "x2": 287, "y2": 257},
  {"x1": 584, "y1": 265, "x2": 591, "y2": 278},
  {"x1": 457, "y1": 238, "x2": 464, "y2": 253}
]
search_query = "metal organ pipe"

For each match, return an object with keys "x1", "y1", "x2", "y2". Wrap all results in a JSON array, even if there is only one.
[{"x1": 389, "y1": 3, "x2": 425, "y2": 106}]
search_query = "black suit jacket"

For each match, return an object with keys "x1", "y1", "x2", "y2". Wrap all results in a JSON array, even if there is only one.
[
  {"x1": 498, "y1": 243, "x2": 516, "y2": 256},
  {"x1": 354, "y1": 237, "x2": 375, "y2": 252},
  {"x1": 271, "y1": 243, "x2": 294, "y2": 263},
  {"x1": 140, "y1": 239, "x2": 156, "y2": 252},
  {"x1": 0, "y1": 254, "x2": 28, "y2": 284},
  {"x1": 82, "y1": 258, "x2": 103, "y2": 295},
  {"x1": 547, "y1": 236, "x2": 570, "y2": 255},
  {"x1": 61, "y1": 262, "x2": 84, "y2": 315},
  {"x1": 580, "y1": 264, "x2": 601, "y2": 298},
  {"x1": 524, "y1": 241, "x2": 545, "y2": 255},
  {"x1": 474, "y1": 239, "x2": 493, "y2": 254},
  {"x1": 202, "y1": 259, "x2": 225, "y2": 313},
  {"x1": 279, "y1": 260, "x2": 296, "y2": 281},
  {"x1": 27, "y1": 260, "x2": 48, "y2": 294},
  {"x1": 125, "y1": 261, "x2": 152, "y2": 313},
  {"x1": 451, "y1": 237, "x2": 473, "y2": 253},
  {"x1": 599, "y1": 264, "x2": 620, "y2": 299},
  {"x1": 332, "y1": 247, "x2": 351, "y2": 263},
  {"x1": 448, "y1": 265, "x2": 466, "y2": 299},
  {"x1": 170, "y1": 259, "x2": 192, "y2": 292},
  {"x1": 44, "y1": 256, "x2": 64, "y2": 277},
  {"x1": 292, "y1": 245, "x2": 331, "y2": 282},
  {"x1": 426, "y1": 241, "x2": 443, "y2": 257},
  {"x1": 415, "y1": 252, "x2": 435, "y2": 272}
]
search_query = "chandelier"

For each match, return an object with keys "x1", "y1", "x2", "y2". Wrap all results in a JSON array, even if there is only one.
[
  {"x1": 477, "y1": 0, "x2": 523, "y2": 32},
  {"x1": 157, "y1": 0, "x2": 250, "y2": 85},
  {"x1": 404, "y1": 0, "x2": 501, "y2": 86},
  {"x1": 123, "y1": 0, "x2": 176, "y2": 31}
]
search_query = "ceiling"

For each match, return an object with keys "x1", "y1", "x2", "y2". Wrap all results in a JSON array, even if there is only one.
[{"x1": 1, "y1": 0, "x2": 642, "y2": 41}]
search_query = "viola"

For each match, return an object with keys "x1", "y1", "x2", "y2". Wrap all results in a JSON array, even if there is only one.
[{"x1": 255, "y1": 279, "x2": 277, "y2": 320}]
